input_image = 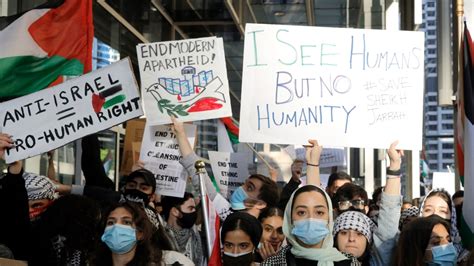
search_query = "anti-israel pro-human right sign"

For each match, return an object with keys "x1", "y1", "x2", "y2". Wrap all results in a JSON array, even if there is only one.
[
  {"x1": 1, "y1": 58, "x2": 143, "y2": 163},
  {"x1": 239, "y1": 24, "x2": 424, "y2": 150}
]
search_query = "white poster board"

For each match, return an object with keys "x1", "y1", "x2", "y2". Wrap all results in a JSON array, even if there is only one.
[
  {"x1": 284, "y1": 145, "x2": 346, "y2": 168},
  {"x1": 140, "y1": 124, "x2": 196, "y2": 197},
  {"x1": 1, "y1": 58, "x2": 142, "y2": 163},
  {"x1": 137, "y1": 37, "x2": 232, "y2": 125},
  {"x1": 239, "y1": 24, "x2": 424, "y2": 150},
  {"x1": 208, "y1": 151, "x2": 249, "y2": 199},
  {"x1": 432, "y1": 172, "x2": 456, "y2": 196}
]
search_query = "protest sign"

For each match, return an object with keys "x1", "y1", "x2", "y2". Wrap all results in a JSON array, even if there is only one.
[
  {"x1": 239, "y1": 24, "x2": 424, "y2": 150},
  {"x1": 140, "y1": 124, "x2": 196, "y2": 197},
  {"x1": 120, "y1": 118, "x2": 146, "y2": 175},
  {"x1": 208, "y1": 151, "x2": 249, "y2": 199},
  {"x1": 1, "y1": 58, "x2": 143, "y2": 164},
  {"x1": 432, "y1": 172, "x2": 456, "y2": 196},
  {"x1": 137, "y1": 37, "x2": 232, "y2": 125},
  {"x1": 284, "y1": 145, "x2": 346, "y2": 168},
  {"x1": 300, "y1": 173, "x2": 329, "y2": 189}
]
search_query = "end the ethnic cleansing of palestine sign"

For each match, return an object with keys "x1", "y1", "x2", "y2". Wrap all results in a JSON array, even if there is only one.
[
  {"x1": 136, "y1": 37, "x2": 232, "y2": 125},
  {"x1": 0, "y1": 58, "x2": 143, "y2": 164},
  {"x1": 239, "y1": 24, "x2": 425, "y2": 151}
]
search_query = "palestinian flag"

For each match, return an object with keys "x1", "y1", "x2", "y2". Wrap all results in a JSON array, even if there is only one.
[
  {"x1": 219, "y1": 117, "x2": 239, "y2": 145},
  {"x1": 457, "y1": 22, "x2": 474, "y2": 249},
  {"x1": 0, "y1": 0, "x2": 93, "y2": 99},
  {"x1": 207, "y1": 195, "x2": 222, "y2": 266}
]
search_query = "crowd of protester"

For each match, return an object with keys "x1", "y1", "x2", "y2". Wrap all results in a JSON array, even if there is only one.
[{"x1": 0, "y1": 118, "x2": 473, "y2": 266}]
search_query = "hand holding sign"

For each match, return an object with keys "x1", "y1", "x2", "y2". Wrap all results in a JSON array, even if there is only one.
[
  {"x1": 0, "y1": 133, "x2": 14, "y2": 160},
  {"x1": 305, "y1": 139, "x2": 323, "y2": 166}
]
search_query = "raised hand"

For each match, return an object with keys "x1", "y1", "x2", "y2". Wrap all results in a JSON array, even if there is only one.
[
  {"x1": 387, "y1": 140, "x2": 404, "y2": 171},
  {"x1": 305, "y1": 139, "x2": 322, "y2": 166},
  {"x1": 0, "y1": 133, "x2": 14, "y2": 160}
]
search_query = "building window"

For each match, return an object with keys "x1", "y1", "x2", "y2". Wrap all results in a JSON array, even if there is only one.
[
  {"x1": 427, "y1": 2, "x2": 435, "y2": 7},
  {"x1": 442, "y1": 163, "x2": 451, "y2": 169},
  {"x1": 427, "y1": 125, "x2": 437, "y2": 130},
  {"x1": 270, "y1": 144, "x2": 281, "y2": 152},
  {"x1": 427, "y1": 95, "x2": 437, "y2": 101},
  {"x1": 427, "y1": 11, "x2": 435, "y2": 17},
  {"x1": 442, "y1": 153, "x2": 453, "y2": 159},
  {"x1": 442, "y1": 143, "x2": 454, "y2": 149},
  {"x1": 427, "y1": 144, "x2": 437, "y2": 150},
  {"x1": 442, "y1": 114, "x2": 453, "y2": 120},
  {"x1": 441, "y1": 124, "x2": 453, "y2": 130},
  {"x1": 428, "y1": 115, "x2": 437, "y2": 121}
]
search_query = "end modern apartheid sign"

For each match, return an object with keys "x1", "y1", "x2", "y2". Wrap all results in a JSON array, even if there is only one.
[
  {"x1": 137, "y1": 37, "x2": 232, "y2": 125},
  {"x1": 239, "y1": 24, "x2": 424, "y2": 150},
  {"x1": 1, "y1": 58, "x2": 143, "y2": 163}
]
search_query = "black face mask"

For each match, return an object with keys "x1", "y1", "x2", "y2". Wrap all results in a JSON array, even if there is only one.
[
  {"x1": 123, "y1": 189, "x2": 151, "y2": 205},
  {"x1": 177, "y1": 210, "x2": 197, "y2": 229},
  {"x1": 222, "y1": 251, "x2": 254, "y2": 266}
]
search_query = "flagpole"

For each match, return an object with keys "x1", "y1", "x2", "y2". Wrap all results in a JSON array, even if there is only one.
[
  {"x1": 245, "y1": 143, "x2": 272, "y2": 169},
  {"x1": 195, "y1": 160, "x2": 213, "y2": 258},
  {"x1": 454, "y1": 0, "x2": 464, "y2": 192}
]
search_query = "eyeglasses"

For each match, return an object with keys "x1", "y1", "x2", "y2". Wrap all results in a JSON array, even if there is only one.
[{"x1": 338, "y1": 199, "x2": 366, "y2": 210}]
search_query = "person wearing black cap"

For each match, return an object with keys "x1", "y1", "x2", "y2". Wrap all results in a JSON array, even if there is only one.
[
  {"x1": 121, "y1": 168, "x2": 157, "y2": 206},
  {"x1": 221, "y1": 212, "x2": 263, "y2": 266}
]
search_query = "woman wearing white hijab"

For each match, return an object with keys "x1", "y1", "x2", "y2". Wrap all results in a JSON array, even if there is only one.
[{"x1": 262, "y1": 140, "x2": 357, "y2": 266}]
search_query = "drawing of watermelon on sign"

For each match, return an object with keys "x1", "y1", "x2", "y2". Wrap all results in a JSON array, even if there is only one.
[{"x1": 146, "y1": 66, "x2": 226, "y2": 117}]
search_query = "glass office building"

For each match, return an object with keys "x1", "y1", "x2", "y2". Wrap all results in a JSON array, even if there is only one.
[{"x1": 1, "y1": 0, "x2": 428, "y2": 198}]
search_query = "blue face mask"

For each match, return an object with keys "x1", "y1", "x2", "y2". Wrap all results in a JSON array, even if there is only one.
[
  {"x1": 101, "y1": 224, "x2": 137, "y2": 254},
  {"x1": 428, "y1": 243, "x2": 457, "y2": 266},
  {"x1": 291, "y1": 218, "x2": 329, "y2": 245},
  {"x1": 230, "y1": 186, "x2": 248, "y2": 210}
]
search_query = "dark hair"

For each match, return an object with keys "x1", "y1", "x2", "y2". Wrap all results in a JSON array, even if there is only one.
[
  {"x1": 258, "y1": 207, "x2": 284, "y2": 223},
  {"x1": 35, "y1": 195, "x2": 101, "y2": 265},
  {"x1": 221, "y1": 212, "x2": 263, "y2": 248},
  {"x1": 452, "y1": 190, "x2": 464, "y2": 200},
  {"x1": 425, "y1": 190, "x2": 452, "y2": 215},
  {"x1": 161, "y1": 192, "x2": 194, "y2": 220},
  {"x1": 249, "y1": 174, "x2": 279, "y2": 209},
  {"x1": 291, "y1": 185, "x2": 329, "y2": 221},
  {"x1": 333, "y1": 183, "x2": 369, "y2": 211},
  {"x1": 393, "y1": 215, "x2": 450, "y2": 266},
  {"x1": 92, "y1": 202, "x2": 162, "y2": 265},
  {"x1": 412, "y1": 198, "x2": 421, "y2": 208},
  {"x1": 372, "y1": 187, "x2": 384, "y2": 203},
  {"x1": 327, "y1": 172, "x2": 352, "y2": 188}
]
